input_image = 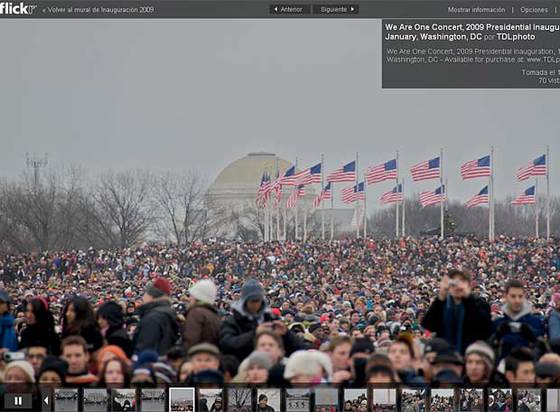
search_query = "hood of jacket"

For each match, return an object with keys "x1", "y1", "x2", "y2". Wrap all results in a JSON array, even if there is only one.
[{"x1": 501, "y1": 301, "x2": 532, "y2": 321}]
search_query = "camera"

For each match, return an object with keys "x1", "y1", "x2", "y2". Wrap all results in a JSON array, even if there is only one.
[{"x1": 3, "y1": 351, "x2": 25, "y2": 363}]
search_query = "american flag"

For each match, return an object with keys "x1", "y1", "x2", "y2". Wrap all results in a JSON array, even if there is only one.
[
  {"x1": 312, "y1": 182, "x2": 332, "y2": 208},
  {"x1": 342, "y1": 182, "x2": 365, "y2": 204},
  {"x1": 466, "y1": 185, "x2": 489, "y2": 208},
  {"x1": 511, "y1": 185, "x2": 536, "y2": 205},
  {"x1": 366, "y1": 159, "x2": 398, "y2": 184},
  {"x1": 327, "y1": 161, "x2": 356, "y2": 183},
  {"x1": 270, "y1": 172, "x2": 282, "y2": 206},
  {"x1": 420, "y1": 185, "x2": 446, "y2": 207},
  {"x1": 298, "y1": 163, "x2": 322, "y2": 185},
  {"x1": 461, "y1": 155, "x2": 491, "y2": 179},
  {"x1": 410, "y1": 157, "x2": 440, "y2": 181},
  {"x1": 286, "y1": 185, "x2": 305, "y2": 209},
  {"x1": 380, "y1": 184, "x2": 404, "y2": 204},
  {"x1": 279, "y1": 165, "x2": 297, "y2": 186},
  {"x1": 517, "y1": 155, "x2": 547, "y2": 181},
  {"x1": 256, "y1": 172, "x2": 271, "y2": 206}
]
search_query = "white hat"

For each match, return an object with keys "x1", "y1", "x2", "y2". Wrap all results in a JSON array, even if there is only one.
[
  {"x1": 4, "y1": 360, "x2": 35, "y2": 383},
  {"x1": 283, "y1": 350, "x2": 332, "y2": 381},
  {"x1": 189, "y1": 279, "x2": 217, "y2": 305}
]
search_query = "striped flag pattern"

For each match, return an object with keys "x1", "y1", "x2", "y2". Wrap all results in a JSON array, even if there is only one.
[
  {"x1": 380, "y1": 184, "x2": 404, "y2": 204},
  {"x1": 366, "y1": 159, "x2": 398, "y2": 184},
  {"x1": 279, "y1": 166, "x2": 297, "y2": 186},
  {"x1": 298, "y1": 163, "x2": 322, "y2": 185},
  {"x1": 466, "y1": 185, "x2": 489, "y2": 208},
  {"x1": 410, "y1": 157, "x2": 441, "y2": 181},
  {"x1": 312, "y1": 183, "x2": 332, "y2": 208},
  {"x1": 511, "y1": 186, "x2": 537, "y2": 205},
  {"x1": 327, "y1": 161, "x2": 357, "y2": 183},
  {"x1": 286, "y1": 185, "x2": 305, "y2": 209},
  {"x1": 420, "y1": 185, "x2": 446, "y2": 207},
  {"x1": 517, "y1": 155, "x2": 547, "y2": 181},
  {"x1": 256, "y1": 172, "x2": 271, "y2": 206},
  {"x1": 342, "y1": 182, "x2": 365, "y2": 203},
  {"x1": 461, "y1": 155, "x2": 491, "y2": 179}
]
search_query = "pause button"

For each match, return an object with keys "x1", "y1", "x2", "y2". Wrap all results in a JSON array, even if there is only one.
[{"x1": 4, "y1": 393, "x2": 32, "y2": 409}]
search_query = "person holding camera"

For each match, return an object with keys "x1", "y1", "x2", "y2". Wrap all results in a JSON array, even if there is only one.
[
  {"x1": 219, "y1": 278, "x2": 302, "y2": 362},
  {"x1": 0, "y1": 289, "x2": 17, "y2": 355},
  {"x1": 421, "y1": 269, "x2": 492, "y2": 354}
]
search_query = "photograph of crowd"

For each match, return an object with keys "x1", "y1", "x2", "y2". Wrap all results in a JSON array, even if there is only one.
[
  {"x1": 140, "y1": 389, "x2": 166, "y2": 412},
  {"x1": 257, "y1": 389, "x2": 281, "y2": 412},
  {"x1": 459, "y1": 388, "x2": 483, "y2": 412},
  {"x1": 314, "y1": 387, "x2": 339, "y2": 412},
  {"x1": 199, "y1": 388, "x2": 223, "y2": 412},
  {"x1": 429, "y1": 389, "x2": 454, "y2": 412},
  {"x1": 343, "y1": 388, "x2": 367, "y2": 412},
  {"x1": 112, "y1": 389, "x2": 137, "y2": 412},
  {"x1": 83, "y1": 388, "x2": 109, "y2": 412},
  {"x1": 487, "y1": 388, "x2": 513, "y2": 412},
  {"x1": 169, "y1": 387, "x2": 194, "y2": 412},
  {"x1": 517, "y1": 389, "x2": 541, "y2": 412},
  {"x1": 286, "y1": 389, "x2": 311, "y2": 412},
  {"x1": 401, "y1": 389, "x2": 426, "y2": 412},
  {"x1": 372, "y1": 389, "x2": 396, "y2": 412}
]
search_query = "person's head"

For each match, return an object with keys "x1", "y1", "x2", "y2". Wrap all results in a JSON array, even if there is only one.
[
  {"x1": 25, "y1": 297, "x2": 53, "y2": 328},
  {"x1": 243, "y1": 351, "x2": 273, "y2": 384},
  {"x1": 100, "y1": 358, "x2": 130, "y2": 386},
  {"x1": 283, "y1": 350, "x2": 332, "y2": 384},
  {"x1": 221, "y1": 355, "x2": 240, "y2": 383},
  {"x1": 328, "y1": 335, "x2": 352, "y2": 371},
  {"x1": 464, "y1": 341, "x2": 495, "y2": 383},
  {"x1": 258, "y1": 394, "x2": 269, "y2": 408},
  {"x1": 37, "y1": 356, "x2": 68, "y2": 385},
  {"x1": 61, "y1": 335, "x2": 90, "y2": 374},
  {"x1": 388, "y1": 334, "x2": 415, "y2": 371},
  {"x1": 166, "y1": 346, "x2": 188, "y2": 372},
  {"x1": 448, "y1": 269, "x2": 472, "y2": 300},
  {"x1": 188, "y1": 343, "x2": 221, "y2": 374},
  {"x1": 4, "y1": 360, "x2": 35, "y2": 384},
  {"x1": 505, "y1": 348, "x2": 535, "y2": 384},
  {"x1": 62, "y1": 295, "x2": 96, "y2": 334},
  {"x1": 504, "y1": 279, "x2": 526, "y2": 314},
  {"x1": 255, "y1": 331, "x2": 285, "y2": 364},
  {"x1": 26, "y1": 345, "x2": 48, "y2": 374},
  {"x1": 0, "y1": 288, "x2": 11, "y2": 315},
  {"x1": 189, "y1": 279, "x2": 218, "y2": 306},
  {"x1": 241, "y1": 279, "x2": 265, "y2": 315},
  {"x1": 143, "y1": 278, "x2": 171, "y2": 304},
  {"x1": 96, "y1": 301, "x2": 125, "y2": 330},
  {"x1": 178, "y1": 360, "x2": 193, "y2": 382}
]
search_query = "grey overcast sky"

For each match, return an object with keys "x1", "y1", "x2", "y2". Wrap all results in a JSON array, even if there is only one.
[{"x1": 1, "y1": 20, "x2": 559, "y2": 205}]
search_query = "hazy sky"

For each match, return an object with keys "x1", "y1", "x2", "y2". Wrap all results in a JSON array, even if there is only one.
[{"x1": 1, "y1": 20, "x2": 559, "y2": 206}]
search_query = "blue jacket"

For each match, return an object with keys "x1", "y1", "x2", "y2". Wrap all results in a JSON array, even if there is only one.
[
  {"x1": 548, "y1": 309, "x2": 560, "y2": 340},
  {"x1": 0, "y1": 313, "x2": 18, "y2": 351},
  {"x1": 493, "y1": 302, "x2": 545, "y2": 358}
]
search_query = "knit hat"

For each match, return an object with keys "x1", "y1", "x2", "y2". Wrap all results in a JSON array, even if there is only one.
[
  {"x1": 152, "y1": 362, "x2": 176, "y2": 384},
  {"x1": 241, "y1": 279, "x2": 265, "y2": 302},
  {"x1": 245, "y1": 351, "x2": 274, "y2": 370},
  {"x1": 146, "y1": 278, "x2": 171, "y2": 298},
  {"x1": 134, "y1": 350, "x2": 159, "y2": 368},
  {"x1": 4, "y1": 360, "x2": 35, "y2": 383},
  {"x1": 465, "y1": 341, "x2": 495, "y2": 369},
  {"x1": 535, "y1": 361, "x2": 560, "y2": 379},
  {"x1": 97, "y1": 345, "x2": 130, "y2": 371},
  {"x1": 38, "y1": 356, "x2": 68, "y2": 383},
  {"x1": 283, "y1": 350, "x2": 332, "y2": 381},
  {"x1": 189, "y1": 280, "x2": 217, "y2": 305}
]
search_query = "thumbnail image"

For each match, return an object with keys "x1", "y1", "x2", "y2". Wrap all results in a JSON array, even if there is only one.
[
  {"x1": 517, "y1": 389, "x2": 541, "y2": 412},
  {"x1": 83, "y1": 389, "x2": 109, "y2": 412},
  {"x1": 401, "y1": 389, "x2": 426, "y2": 412},
  {"x1": 54, "y1": 388, "x2": 79, "y2": 412},
  {"x1": 227, "y1": 388, "x2": 252, "y2": 412},
  {"x1": 343, "y1": 389, "x2": 368, "y2": 412},
  {"x1": 256, "y1": 389, "x2": 281, "y2": 412},
  {"x1": 141, "y1": 389, "x2": 166, "y2": 412},
  {"x1": 112, "y1": 389, "x2": 137, "y2": 412},
  {"x1": 547, "y1": 389, "x2": 560, "y2": 412},
  {"x1": 459, "y1": 389, "x2": 483, "y2": 412},
  {"x1": 371, "y1": 389, "x2": 396, "y2": 412},
  {"x1": 314, "y1": 387, "x2": 339, "y2": 412},
  {"x1": 199, "y1": 389, "x2": 223, "y2": 412},
  {"x1": 286, "y1": 389, "x2": 311, "y2": 412},
  {"x1": 487, "y1": 389, "x2": 512, "y2": 412},
  {"x1": 169, "y1": 388, "x2": 195, "y2": 412},
  {"x1": 429, "y1": 389, "x2": 454, "y2": 412}
]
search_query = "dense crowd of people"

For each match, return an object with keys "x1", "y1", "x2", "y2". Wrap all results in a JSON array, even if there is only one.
[{"x1": 0, "y1": 236, "x2": 559, "y2": 392}]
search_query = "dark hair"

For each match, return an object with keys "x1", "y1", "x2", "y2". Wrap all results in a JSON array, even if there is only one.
[
  {"x1": 98, "y1": 357, "x2": 131, "y2": 387},
  {"x1": 505, "y1": 279, "x2": 525, "y2": 294},
  {"x1": 61, "y1": 335, "x2": 88, "y2": 353},
  {"x1": 255, "y1": 330, "x2": 285, "y2": 352},
  {"x1": 220, "y1": 354, "x2": 240, "y2": 379},
  {"x1": 448, "y1": 269, "x2": 471, "y2": 282},
  {"x1": 367, "y1": 365, "x2": 397, "y2": 382},
  {"x1": 62, "y1": 296, "x2": 98, "y2": 337},
  {"x1": 505, "y1": 347, "x2": 534, "y2": 375}
]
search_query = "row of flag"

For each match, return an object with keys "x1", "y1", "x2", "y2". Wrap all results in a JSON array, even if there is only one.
[{"x1": 257, "y1": 153, "x2": 548, "y2": 209}]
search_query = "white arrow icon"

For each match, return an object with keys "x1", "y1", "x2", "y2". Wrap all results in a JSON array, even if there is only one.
[{"x1": 44, "y1": 396, "x2": 49, "y2": 405}]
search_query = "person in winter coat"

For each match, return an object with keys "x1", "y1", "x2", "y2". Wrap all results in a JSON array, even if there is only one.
[
  {"x1": 219, "y1": 278, "x2": 302, "y2": 362},
  {"x1": 183, "y1": 279, "x2": 220, "y2": 349},
  {"x1": 97, "y1": 301, "x2": 133, "y2": 358},
  {"x1": 19, "y1": 296, "x2": 60, "y2": 355},
  {"x1": 133, "y1": 278, "x2": 179, "y2": 355},
  {"x1": 0, "y1": 289, "x2": 17, "y2": 352},
  {"x1": 493, "y1": 279, "x2": 545, "y2": 359},
  {"x1": 422, "y1": 269, "x2": 492, "y2": 354},
  {"x1": 547, "y1": 293, "x2": 560, "y2": 340},
  {"x1": 61, "y1": 295, "x2": 103, "y2": 353}
]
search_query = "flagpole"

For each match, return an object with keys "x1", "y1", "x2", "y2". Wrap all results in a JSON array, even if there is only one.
[
  {"x1": 295, "y1": 157, "x2": 299, "y2": 241},
  {"x1": 321, "y1": 153, "x2": 325, "y2": 240},
  {"x1": 490, "y1": 146, "x2": 495, "y2": 242},
  {"x1": 356, "y1": 151, "x2": 360, "y2": 239},
  {"x1": 276, "y1": 158, "x2": 280, "y2": 241},
  {"x1": 330, "y1": 182, "x2": 334, "y2": 240},
  {"x1": 283, "y1": 205, "x2": 287, "y2": 241},
  {"x1": 536, "y1": 178, "x2": 540, "y2": 238},
  {"x1": 401, "y1": 178, "x2": 406, "y2": 237},
  {"x1": 547, "y1": 145, "x2": 550, "y2": 240},
  {"x1": 440, "y1": 148, "x2": 445, "y2": 239},
  {"x1": 303, "y1": 206, "x2": 308, "y2": 241},
  {"x1": 363, "y1": 172, "x2": 367, "y2": 239},
  {"x1": 396, "y1": 150, "x2": 400, "y2": 238}
]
